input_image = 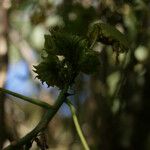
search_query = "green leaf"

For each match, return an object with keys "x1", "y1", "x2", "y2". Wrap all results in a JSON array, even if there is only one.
[
  {"x1": 80, "y1": 51, "x2": 100, "y2": 74},
  {"x1": 88, "y1": 22, "x2": 129, "y2": 52},
  {"x1": 34, "y1": 27, "x2": 100, "y2": 88}
]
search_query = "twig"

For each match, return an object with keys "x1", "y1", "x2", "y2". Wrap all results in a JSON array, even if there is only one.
[
  {"x1": 3, "y1": 85, "x2": 69, "y2": 150},
  {"x1": 66, "y1": 99, "x2": 90, "y2": 150},
  {"x1": 0, "y1": 88, "x2": 53, "y2": 109}
]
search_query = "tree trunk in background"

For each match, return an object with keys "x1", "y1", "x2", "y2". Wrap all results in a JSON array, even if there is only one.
[
  {"x1": 0, "y1": 0, "x2": 9, "y2": 148},
  {"x1": 130, "y1": 65, "x2": 150, "y2": 150}
]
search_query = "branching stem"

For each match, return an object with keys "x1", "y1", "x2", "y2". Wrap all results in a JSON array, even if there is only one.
[{"x1": 2, "y1": 85, "x2": 69, "y2": 150}]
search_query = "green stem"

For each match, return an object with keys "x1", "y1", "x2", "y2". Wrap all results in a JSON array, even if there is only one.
[
  {"x1": 66, "y1": 99, "x2": 90, "y2": 150},
  {"x1": 0, "y1": 87, "x2": 53, "y2": 109},
  {"x1": 3, "y1": 85, "x2": 69, "y2": 150}
]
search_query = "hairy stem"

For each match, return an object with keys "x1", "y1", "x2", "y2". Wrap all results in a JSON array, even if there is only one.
[
  {"x1": 3, "y1": 85, "x2": 69, "y2": 150},
  {"x1": 0, "y1": 88, "x2": 53, "y2": 109},
  {"x1": 66, "y1": 99, "x2": 90, "y2": 150}
]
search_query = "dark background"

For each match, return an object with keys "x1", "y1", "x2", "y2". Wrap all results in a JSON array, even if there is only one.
[{"x1": 0, "y1": 0, "x2": 150, "y2": 149}]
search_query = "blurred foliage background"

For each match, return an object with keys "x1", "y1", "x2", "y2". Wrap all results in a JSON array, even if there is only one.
[{"x1": 0, "y1": 0, "x2": 150, "y2": 149}]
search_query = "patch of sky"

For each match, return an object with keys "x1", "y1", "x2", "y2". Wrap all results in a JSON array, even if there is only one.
[{"x1": 5, "y1": 60, "x2": 38, "y2": 98}]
